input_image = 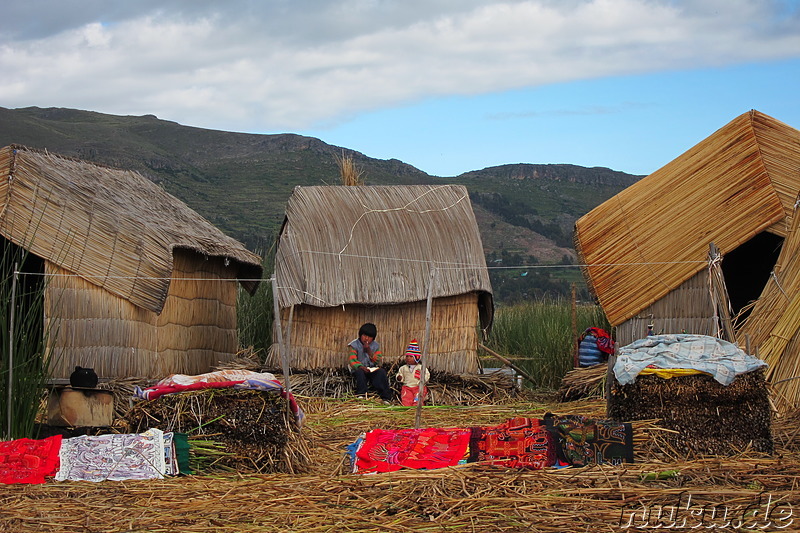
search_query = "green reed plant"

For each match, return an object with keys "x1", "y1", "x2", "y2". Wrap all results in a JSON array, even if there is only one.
[
  {"x1": 0, "y1": 241, "x2": 54, "y2": 440},
  {"x1": 485, "y1": 299, "x2": 610, "y2": 390},
  {"x1": 237, "y1": 246, "x2": 275, "y2": 357}
]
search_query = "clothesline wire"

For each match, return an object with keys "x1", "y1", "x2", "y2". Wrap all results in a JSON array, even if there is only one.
[{"x1": 11, "y1": 258, "x2": 707, "y2": 282}]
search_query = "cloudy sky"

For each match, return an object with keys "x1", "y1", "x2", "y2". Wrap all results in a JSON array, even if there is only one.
[{"x1": 1, "y1": 0, "x2": 799, "y2": 176}]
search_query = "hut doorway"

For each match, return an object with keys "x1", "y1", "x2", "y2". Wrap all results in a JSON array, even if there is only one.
[
  {"x1": 1, "y1": 238, "x2": 46, "y2": 341},
  {"x1": 721, "y1": 231, "x2": 783, "y2": 321}
]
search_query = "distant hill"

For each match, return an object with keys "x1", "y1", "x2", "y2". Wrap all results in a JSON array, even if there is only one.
[{"x1": 0, "y1": 106, "x2": 643, "y2": 301}]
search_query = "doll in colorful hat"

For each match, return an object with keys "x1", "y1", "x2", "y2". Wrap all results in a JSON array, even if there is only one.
[{"x1": 395, "y1": 339, "x2": 430, "y2": 406}]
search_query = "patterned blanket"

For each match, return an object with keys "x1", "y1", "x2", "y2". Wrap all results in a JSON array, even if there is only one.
[
  {"x1": 350, "y1": 414, "x2": 634, "y2": 474},
  {"x1": 56, "y1": 429, "x2": 167, "y2": 482},
  {"x1": 354, "y1": 427, "x2": 471, "y2": 473},
  {"x1": 614, "y1": 334, "x2": 767, "y2": 386},
  {"x1": 544, "y1": 413, "x2": 633, "y2": 467},
  {"x1": 468, "y1": 417, "x2": 555, "y2": 469}
]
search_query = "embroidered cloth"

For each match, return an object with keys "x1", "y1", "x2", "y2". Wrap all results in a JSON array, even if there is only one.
[
  {"x1": 468, "y1": 417, "x2": 555, "y2": 469},
  {"x1": 355, "y1": 427, "x2": 470, "y2": 473},
  {"x1": 0, "y1": 435, "x2": 62, "y2": 484},
  {"x1": 56, "y1": 429, "x2": 166, "y2": 482}
]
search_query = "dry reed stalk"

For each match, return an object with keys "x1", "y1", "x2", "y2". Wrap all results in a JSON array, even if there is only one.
[
  {"x1": 558, "y1": 364, "x2": 606, "y2": 401},
  {"x1": 335, "y1": 151, "x2": 364, "y2": 186}
]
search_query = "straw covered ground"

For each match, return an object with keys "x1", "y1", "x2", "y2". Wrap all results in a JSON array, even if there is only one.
[{"x1": 3, "y1": 394, "x2": 800, "y2": 532}]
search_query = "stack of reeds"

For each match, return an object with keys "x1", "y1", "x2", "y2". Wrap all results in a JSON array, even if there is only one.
[
  {"x1": 558, "y1": 364, "x2": 607, "y2": 401},
  {"x1": 607, "y1": 367, "x2": 772, "y2": 455},
  {"x1": 274, "y1": 368, "x2": 520, "y2": 406},
  {"x1": 122, "y1": 388, "x2": 310, "y2": 474}
]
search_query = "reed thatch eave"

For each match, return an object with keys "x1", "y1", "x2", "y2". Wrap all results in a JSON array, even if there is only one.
[{"x1": 0, "y1": 144, "x2": 262, "y2": 312}]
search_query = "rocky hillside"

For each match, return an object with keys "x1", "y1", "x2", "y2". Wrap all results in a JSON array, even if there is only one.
[{"x1": 0, "y1": 106, "x2": 642, "y2": 298}]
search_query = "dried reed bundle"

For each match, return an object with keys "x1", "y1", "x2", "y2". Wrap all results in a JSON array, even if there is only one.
[
  {"x1": 608, "y1": 368, "x2": 773, "y2": 456},
  {"x1": 558, "y1": 364, "x2": 607, "y2": 401},
  {"x1": 335, "y1": 151, "x2": 364, "y2": 186},
  {"x1": 272, "y1": 369, "x2": 521, "y2": 406},
  {"x1": 122, "y1": 388, "x2": 310, "y2": 474}
]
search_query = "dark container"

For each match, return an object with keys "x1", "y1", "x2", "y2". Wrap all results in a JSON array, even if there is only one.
[{"x1": 70, "y1": 366, "x2": 99, "y2": 389}]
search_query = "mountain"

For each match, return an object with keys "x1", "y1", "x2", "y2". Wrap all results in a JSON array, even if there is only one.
[{"x1": 0, "y1": 106, "x2": 642, "y2": 300}]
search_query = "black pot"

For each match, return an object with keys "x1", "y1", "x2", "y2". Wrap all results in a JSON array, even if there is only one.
[{"x1": 70, "y1": 366, "x2": 98, "y2": 388}]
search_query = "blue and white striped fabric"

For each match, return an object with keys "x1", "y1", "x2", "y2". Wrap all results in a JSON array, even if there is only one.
[{"x1": 613, "y1": 334, "x2": 767, "y2": 386}]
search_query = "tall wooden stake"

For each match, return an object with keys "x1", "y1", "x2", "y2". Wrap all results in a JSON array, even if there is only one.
[
  {"x1": 414, "y1": 268, "x2": 437, "y2": 428},
  {"x1": 6, "y1": 263, "x2": 18, "y2": 439},
  {"x1": 271, "y1": 276, "x2": 294, "y2": 427}
]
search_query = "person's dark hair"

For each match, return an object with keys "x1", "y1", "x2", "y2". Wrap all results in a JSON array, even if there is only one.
[{"x1": 359, "y1": 323, "x2": 377, "y2": 339}]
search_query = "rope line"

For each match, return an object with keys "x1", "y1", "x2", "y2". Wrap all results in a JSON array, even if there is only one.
[{"x1": 12, "y1": 257, "x2": 708, "y2": 282}]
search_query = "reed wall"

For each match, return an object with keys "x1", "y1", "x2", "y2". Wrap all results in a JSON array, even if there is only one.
[
  {"x1": 266, "y1": 293, "x2": 481, "y2": 374},
  {"x1": 615, "y1": 270, "x2": 717, "y2": 346},
  {"x1": 45, "y1": 249, "x2": 240, "y2": 380}
]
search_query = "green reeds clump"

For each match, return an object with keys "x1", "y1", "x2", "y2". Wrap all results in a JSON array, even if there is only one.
[
  {"x1": 237, "y1": 247, "x2": 275, "y2": 358},
  {"x1": 0, "y1": 240, "x2": 55, "y2": 440},
  {"x1": 485, "y1": 299, "x2": 609, "y2": 390}
]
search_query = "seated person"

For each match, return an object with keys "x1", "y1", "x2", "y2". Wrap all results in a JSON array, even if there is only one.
[
  {"x1": 347, "y1": 322, "x2": 392, "y2": 403},
  {"x1": 396, "y1": 339, "x2": 430, "y2": 406}
]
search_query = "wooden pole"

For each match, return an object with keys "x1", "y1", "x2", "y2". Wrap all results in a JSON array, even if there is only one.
[
  {"x1": 414, "y1": 268, "x2": 436, "y2": 429},
  {"x1": 478, "y1": 343, "x2": 538, "y2": 388},
  {"x1": 6, "y1": 263, "x2": 18, "y2": 439},
  {"x1": 270, "y1": 274, "x2": 293, "y2": 428},
  {"x1": 571, "y1": 283, "x2": 578, "y2": 368}
]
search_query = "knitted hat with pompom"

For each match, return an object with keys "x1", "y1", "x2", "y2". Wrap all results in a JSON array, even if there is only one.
[{"x1": 405, "y1": 339, "x2": 421, "y2": 363}]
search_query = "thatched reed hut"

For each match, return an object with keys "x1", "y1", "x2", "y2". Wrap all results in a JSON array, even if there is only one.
[
  {"x1": 0, "y1": 145, "x2": 262, "y2": 380},
  {"x1": 573, "y1": 110, "x2": 800, "y2": 408},
  {"x1": 266, "y1": 185, "x2": 493, "y2": 374}
]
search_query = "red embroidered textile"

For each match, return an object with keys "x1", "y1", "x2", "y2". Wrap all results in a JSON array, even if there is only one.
[
  {"x1": 0, "y1": 435, "x2": 63, "y2": 484},
  {"x1": 355, "y1": 427, "x2": 470, "y2": 473},
  {"x1": 470, "y1": 417, "x2": 555, "y2": 469}
]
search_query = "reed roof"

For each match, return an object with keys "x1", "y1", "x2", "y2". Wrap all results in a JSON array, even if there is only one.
[
  {"x1": 274, "y1": 185, "x2": 492, "y2": 325},
  {"x1": 0, "y1": 145, "x2": 262, "y2": 313},
  {"x1": 575, "y1": 110, "x2": 800, "y2": 326}
]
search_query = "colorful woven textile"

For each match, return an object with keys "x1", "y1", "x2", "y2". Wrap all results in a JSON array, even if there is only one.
[
  {"x1": 468, "y1": 417, "x2": 556, "y2": 469},
  {"x1": 56, "y1": 429, "x2": 166, "y2": 482},
  {"x1": 544, "y1": 414, "x2": 633, "y2": 467},
  {"x1": 354, "y1": 427, "x2": 470, "y2": 473},
  {"x1": 0, "y1": 435, "x2": 63, "y2": 484}
]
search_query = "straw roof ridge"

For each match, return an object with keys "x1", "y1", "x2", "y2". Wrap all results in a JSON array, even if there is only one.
[
  {"x1": 1, "y1": 144, "x2": 263, "y2": 311},
  {"x1": 275, "y1": 184, "x2": 492, "y2": 309}
]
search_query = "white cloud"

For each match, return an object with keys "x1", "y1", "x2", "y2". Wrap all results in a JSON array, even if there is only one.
[{"x1": 0, "y1": 0, "x2": 798, "y2": 132}]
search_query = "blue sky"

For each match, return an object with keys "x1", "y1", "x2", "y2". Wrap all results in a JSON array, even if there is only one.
[
  {"x1": 309, "y1": 58, "x2": 800, "y2": 176},
  {"x1": 1, "y1": 1, "x2": 799, "y2": 178}
]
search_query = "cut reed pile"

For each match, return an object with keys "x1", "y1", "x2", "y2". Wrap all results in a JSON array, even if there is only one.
[
  {"x1": 608, "y1": 368, "x2": 773, "y2": 456},
  {"x1": 3, "y1": 399, "x2": 798, "y2": 533},
  {"x1": 121, "y1": 388, "x2": 309, "y2": 474},
  {"x1": 557, "y1": 364, "x2": 607, "y2": 401},
  {"x1": 277, "y1": 368, "x2": 522, "y2": 405}
]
